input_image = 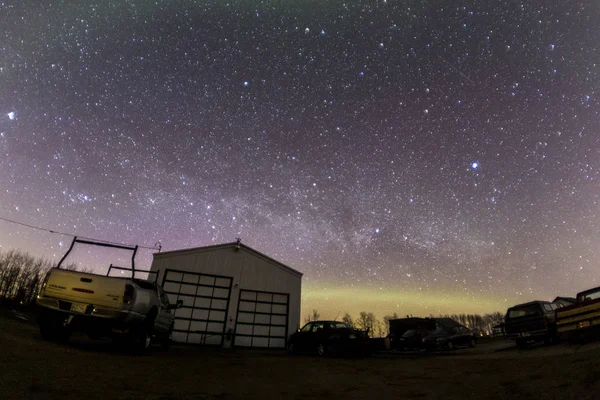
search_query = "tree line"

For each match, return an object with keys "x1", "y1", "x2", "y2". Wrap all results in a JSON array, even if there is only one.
[
  {"x1": 0, "y1": 249, "x2": 86, "y2": 306},
  {"x1": 304, "y1": 309, "x2": 505, "y2": 338}
]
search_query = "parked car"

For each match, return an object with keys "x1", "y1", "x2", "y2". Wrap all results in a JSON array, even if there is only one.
[
  {"x1": 389, "y1": 328, "x2": 432, "y2": 351},
  {"x1": 504, "y1": 300, "x2": 561, "y2": 348},
  {"x1": 287, "y1": 320, "x2": 370, "y2": 356},
  {"x1": 35, "y1": 237, "x2": 183, "y2": 353},
  {"x1": 422, "y1": 325, "x2": 477, "y2": 351},
  {"x1": 556, "y1": 286, "x2": 600, "y2": 341}
]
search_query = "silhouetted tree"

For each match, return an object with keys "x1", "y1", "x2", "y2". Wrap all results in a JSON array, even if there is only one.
[
  {"x1": 342, "y1": 312, "x2": 354, "y2": 328},
  {"x1": 304, "y1": 309, "x2": 321, "y2": 324}
]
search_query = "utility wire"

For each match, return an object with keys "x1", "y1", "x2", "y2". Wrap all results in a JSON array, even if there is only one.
[{"x1": 0, "y1": 215, "x2": 161, "y2": 251}]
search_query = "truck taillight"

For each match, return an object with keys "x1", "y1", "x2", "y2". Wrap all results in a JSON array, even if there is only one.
[
  {"x1": 39, "y1": 273, "x2": 51, "y2": 295},
  {"x1": 123, "y1": 284, "x2": 134, "y2": 304}
]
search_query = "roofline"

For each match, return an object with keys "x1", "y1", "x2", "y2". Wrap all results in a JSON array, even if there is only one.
[
  {"x1": 153, "y1": 242, "x2": 303, "y2": 277},
  {"x1": 508, "y1": 300, "x2": 553, "y2": 308}
]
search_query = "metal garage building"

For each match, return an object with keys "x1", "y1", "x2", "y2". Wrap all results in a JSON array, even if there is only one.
[{"x1": 149, "y1": 241, "x2": 302, "y2": 349}]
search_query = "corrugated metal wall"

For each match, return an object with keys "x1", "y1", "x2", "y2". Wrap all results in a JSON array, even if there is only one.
[{"x1": 150, "y1": 245, "x2": 301, "y2": 348}]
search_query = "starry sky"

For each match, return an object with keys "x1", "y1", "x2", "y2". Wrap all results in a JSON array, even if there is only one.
[{"x1": 1, "y1": 0, "x2": 599, "y2": 319}]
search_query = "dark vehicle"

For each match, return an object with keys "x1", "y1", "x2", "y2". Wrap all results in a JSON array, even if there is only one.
[
  {"x1": 389, "y1": 328, "x2": 431, "y2": 351},
  {"x1": 504, "y1": 300, "x2": 561, "y2": 348},
  {"x1": 422, "y1": 325, "x2": 477, "y2": 351},
  {"x1": 287, "y1": 320, "x2": 370, "y2": 356}
]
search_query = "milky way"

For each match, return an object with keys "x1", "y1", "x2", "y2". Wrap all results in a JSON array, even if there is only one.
[{"x1": 1, "y1": 1, "x2": 599, "y2": 317}]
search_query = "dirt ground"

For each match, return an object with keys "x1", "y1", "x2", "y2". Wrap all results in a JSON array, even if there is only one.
[{"x1": 1, "y1": 309, "x2": 599, "y2": 400}]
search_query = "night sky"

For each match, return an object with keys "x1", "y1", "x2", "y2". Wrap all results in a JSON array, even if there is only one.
[{"x1": 1, "y1": 1, "x2": 599, "y2": 318}]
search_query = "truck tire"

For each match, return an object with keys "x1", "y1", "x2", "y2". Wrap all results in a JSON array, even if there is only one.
[
  {"x1": 132, "y1": 310, "x2": 157, "y2": 354},
  {"x1": 161, "y1": 324, "x2": 174, "y2": 351}
]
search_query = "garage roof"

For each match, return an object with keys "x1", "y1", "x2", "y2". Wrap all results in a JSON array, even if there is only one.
[{"x1": 153, "y1": 241, "x2": 303, "y2": 278}]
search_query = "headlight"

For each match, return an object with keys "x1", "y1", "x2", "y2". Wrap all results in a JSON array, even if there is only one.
[{"x1": 436, "y1": 337, "x2": 445, "y2": 342}]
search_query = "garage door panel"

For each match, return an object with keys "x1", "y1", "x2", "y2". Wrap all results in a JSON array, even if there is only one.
[
  {"x1": 255, "y1": 314, "x2": 270, "y2": 324},
  {"x1": 213, "y1": 288, "x2": 229, "y2": 298},
  {"x1": 254, "y1": 325, "x2": 269, "y2": 336},
  {"x1": 174, "y1": 320, "x2": 190, "y2": 331},
  {"x1": 190, "y1": 321, "x2": 207, "y2": 332},
  {"x1": 209, "y1": 310, "x2": 225, "y2": 321},
  {"x1": 256, "y1": 303, "x2": 271, "y2": 313},
  {"x1": 237, "y1": 312, "x2": 254, "y2": 323},
  {"x1": 199, "y1": 276, "x2": 215, "y2": 286},
  {"x1": 187, "y1": 333, "x2": 203, "y2": 344},
  {"x1": 239, "y1": 301, "x2": 255, "y2": 312},
  {"x1": 236, "y1": 324, "x2": 253, "y2": 335},
  {"x1": 193, "y1": 297, "x2": 211, "y2": 308},
  {"x1": 215, "y1": 278, "x2": 230, "y2": 287},
  {"x1": 166, "y1": 272, "x2": 183, "y2": 282},
  {"x1": 180, "y1": 284, "x2": 197, "y2": 295},
  {"x1": 167, "y1": 293, "x2": 178, "y2": 304},
  {"x1": 240, "y1": 291, "x2": 256, "y2": 301},
  {"x1": 234, "y1": 336, "x2": 252, "y2": 347},
  {"x1": 172, "y1": 332, "x2": 187, "y2": 342},
  {"x1": 271, "y1": 326, "x2": 286, "y2": 336},
  {"x1": 163, "y1": 282, "x2": 181, "y2": 293},
  {"x1": 207, "y1": 322, "x2": 224, "y2": 332},
  {"x1": 192, "y1": 309, "x2": 209, "y2": 320},
  {"x1": 162, "y1": 269, "x2": 232, "y2": 346},
  {"x1": 179, "y1": 295, "x2": 194, "y2": 307},
  {"x1": 182, "y1": 274, "x2": 199, "y2": 284},
  {"x1": 257, "y1": 293, "x2": 272, "y2": 302},
  {"x1": 197, "y1": 286, "x2": 214, "y2": 297},
  {"x1": 272, "y1": 304, "x2": 287, "y2": 314},
  {"x1": 211, "y1": 299, "x2": 227, "y2": 310},
  {"x1": 175, "y1": 308, "x2": 192, "y2": 319},
  {"x1": 205, "y1": 335, "x2": 222, "y2": 345},
  {"x1": 234, "y1": 289, "x2": 289, "y2": 349},
  {"x1": 253, "y1": 337, "x2": 269, "y2": 347},
  {"x1": 273, "y1": 294, "x2": 287, "y2": 304},
  {"x1": 270, "y1": 338, "x2": 285, "y2": 348}
]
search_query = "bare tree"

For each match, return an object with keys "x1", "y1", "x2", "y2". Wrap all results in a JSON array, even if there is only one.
[
  {"x1": 304, "y1": 309, "x2": 321, "y2": 324},
  {"x1": 356, "y1": 311, "x2": 376, "y2": 333},
  {"x1": 341, "y1": 312, "x2": 354, "y2": 328}
]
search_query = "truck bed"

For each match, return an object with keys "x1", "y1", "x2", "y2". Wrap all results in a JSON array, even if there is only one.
[
  {"x1": 556, "y1": 299, "x2": 600, "y2": 333},
  {"x1": 42, "y1": 268, "x2": 128, "y2": 310}
]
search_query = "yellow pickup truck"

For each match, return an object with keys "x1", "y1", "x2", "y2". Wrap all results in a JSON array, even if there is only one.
[
  {"x1": 35, "y1": 237, "x2": 181, "y2": 353},
  {"x1": 556, "y1": 286, "x2": 600, "y2": 340}
]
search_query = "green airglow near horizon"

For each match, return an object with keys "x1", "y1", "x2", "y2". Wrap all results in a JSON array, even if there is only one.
[{"x1": 299, "y1": 283, "x2": 524, "y2": 321}]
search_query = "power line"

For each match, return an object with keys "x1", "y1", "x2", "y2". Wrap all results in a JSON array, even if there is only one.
[{"x1": 0, "y1": 215, "x2": 161, "y2": 251}]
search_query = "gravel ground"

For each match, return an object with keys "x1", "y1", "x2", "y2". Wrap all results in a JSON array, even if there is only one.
[{"x1": 1, "y1": 309, "x2": 599, "y2": 400}]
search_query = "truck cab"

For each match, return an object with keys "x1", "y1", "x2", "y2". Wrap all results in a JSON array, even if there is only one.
[{"x1": 504, "y1": 300, "x2": 562, "y2": 348}]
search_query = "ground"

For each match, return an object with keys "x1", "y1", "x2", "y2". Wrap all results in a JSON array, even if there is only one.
[{"x1": 1, "y1": 308, "x2": 599, "y2": 400}]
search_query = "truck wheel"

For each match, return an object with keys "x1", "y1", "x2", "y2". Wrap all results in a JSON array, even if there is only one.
[
  {"x1": 132, "y1": 312, "x2": 156, "y2": 354},
  {"x1": 316, "y1": 342, "x2": 327, "y2": 357},
  {"x1": 161, "y1": 325, "x2": 174, "y2": 350}
]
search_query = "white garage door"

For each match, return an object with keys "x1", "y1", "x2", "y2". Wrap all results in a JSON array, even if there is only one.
[
  {"x1": 234, "y1": 289, "x2": 289, "y2": 348},
  {"x1": 162, "y1": 269, "x2": 233, "y2": 346}
]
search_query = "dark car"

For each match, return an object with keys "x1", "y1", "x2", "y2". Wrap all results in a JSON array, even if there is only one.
[
  {"x1": 505, "y1": 300, "x2": 561, "y2": 348},
  {"x1": 287, "y1": 321, "x2": 370, "y2": 357},
  {"x1": 422, "y1": 325, "x2": 477, "y2": 351},
  {"x1": 389, "y1": 328, "x2": 431, "y2": 351}
]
